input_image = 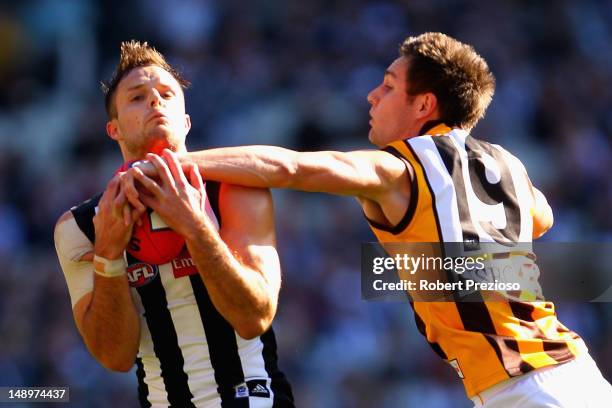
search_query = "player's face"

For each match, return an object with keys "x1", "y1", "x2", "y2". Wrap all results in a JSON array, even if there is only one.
[
  {"x1": 107, "y1": 65, "x2": 191, "y2": 160},
  {"x1": 367, "y1": 57, "x2": 420, "y2": 147}
]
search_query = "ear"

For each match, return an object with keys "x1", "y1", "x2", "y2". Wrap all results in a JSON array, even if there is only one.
[
  {"x1": 184, "y1": 114, "x2": 192, "y2": 133},
  {"x1": 106, "y1": 119, "x2": 122, "y2": 141},
  {"x1": 415, "y1": 92, "x2": 438, "y2": 120}
]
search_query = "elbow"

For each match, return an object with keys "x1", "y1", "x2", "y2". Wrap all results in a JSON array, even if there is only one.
[
  {"x1": 236, "y1": 328, "x2": 261, "y2": 340},
  {"x1": 235, "y1": 319, "x2": 272, "y2": 340},
  {"x1": 84, "y1": 335, "x2": 138, "y2": 373},
  {"x1": 533, "y1": 206, "x2": 554, "y2": 239},
  {"x1": 97, "y1": 353, "x2": 135, "y2": 373},
  {"x1": 104, "y1": 360, "x2": 134, "y2": 373},
  {"x1": 543, "y1": 211, "x2": 554, "y2": 235},
  {"x1": 235, "y1": 314, "x2": 274, "y2": 340},
  {"x1": 546, "y1": 206, "x2": 554, "y2": 230}
]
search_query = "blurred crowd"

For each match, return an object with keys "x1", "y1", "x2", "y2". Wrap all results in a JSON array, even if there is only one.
[{"x1": 0, "y1": 0, "x2": 610, "y2": 407}]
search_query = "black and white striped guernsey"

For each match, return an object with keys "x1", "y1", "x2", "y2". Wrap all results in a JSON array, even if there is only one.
[{"x1": 71, "y1": 181, "x2": 294, "y2": 408}]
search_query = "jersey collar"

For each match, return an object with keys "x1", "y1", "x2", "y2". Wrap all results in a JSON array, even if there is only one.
[{"x1": 420, "y1": 122, "x2": 453, "y2": 136}]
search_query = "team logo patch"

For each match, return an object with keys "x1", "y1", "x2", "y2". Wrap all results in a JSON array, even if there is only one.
[
  {"x1": 234, "y1": 384, "x2": 249, "y2": 399},
  {"x1": 247, "y1": 380, "x2": 271, "y2": 398},
  {"x1": 234, "y1": 380, "x2": 271, "y2": 399},
  {"x1": 126, "y1": 263, "x2": 159, "y2": 287},
  {"x1": 172, "y1": 248, "x2": 198, "y2": 278}
]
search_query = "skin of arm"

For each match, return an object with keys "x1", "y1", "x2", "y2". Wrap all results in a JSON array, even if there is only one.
[
  {"x1": 531, "y1": 186, "x2": 554, "y2": 239},
  {"x1": 55, "y1": 175, "x2": 141, "y2": 372},
  {"x1": 179, "y1": 146, "x2": 407, "y2": 199},
  {"x1": 132, "y1": 150, "x2": 281, "y2": 339},
  {"x1": 122, "y1": 146, "x2": 412, "y2": 228},
  {"x1": 521, "y1": 168, "x2": 553, "y2": 239}
]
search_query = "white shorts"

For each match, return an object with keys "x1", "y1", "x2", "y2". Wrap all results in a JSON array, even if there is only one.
[{"x1": 471, "y1": 353, "x2": 612, "y2": 407}]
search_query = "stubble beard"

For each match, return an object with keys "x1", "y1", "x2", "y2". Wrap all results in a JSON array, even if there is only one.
[{"x1": 126, "y1": 127, "x2": 182, "y2": 159}]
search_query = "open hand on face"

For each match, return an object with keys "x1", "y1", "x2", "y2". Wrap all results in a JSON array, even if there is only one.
[{"x1": 129, "y1": 149, "x2": 211, "y2": 240}]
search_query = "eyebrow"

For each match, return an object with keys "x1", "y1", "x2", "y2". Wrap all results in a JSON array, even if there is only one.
[
  {"x1": 126, "y1": 83, "x2": 146, "y2": 92},
  {"x1": 384, "y1": 70, "x2": 397, "y2": 78},
  {"x1": 126, "y1": 82, "x2": 175, "y2": 92}
]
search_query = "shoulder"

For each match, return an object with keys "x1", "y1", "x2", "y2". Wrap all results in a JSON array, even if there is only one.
[
  {"x1": 375, "y1": 147, "x2": 414, "y2": 181},
  {"x1": 55, "y1": 193, "x2": 102, "y2": 258},
  {"x1": 54, "y1": 210, "x2": 77, "y2": 248},
  {"x1": 352, "y1": 147, "x2": 409, "y2": 169},
  {"x1": 54, "y1": 209, "x2": 94, "y2": 262},
  {"x1": 490, "y1": 143, "x2": 530, "y2": 178},
  {"x1": 70, "y1": 193, "x2": 103, "y2": 218},
  {"x1": 360, "y1": 148, "x2": 413, "y2": 205},
  {"x1": 56, "y1": 210, "x2": 74, "y2": 228},
  {"x1": 59, "y1": 193, "x2": 103, "y2": 244},
  {"x1": 219, "y1": 183, "x2": 273, "y2": 213},
  {"x1": 54, "y1": 208, "x2": 80, "y2": 239},
  {"x1": 217, "y1": 184, "x2": 274, "y2": 237}
]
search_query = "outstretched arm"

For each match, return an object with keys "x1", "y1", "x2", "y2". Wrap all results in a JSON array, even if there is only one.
[
  {"x1": 122, "y1": 146, "x2": 413, "y2": 229},
  {"x1": 179, "y1": 146, "x2": 407, "y2": 200},
  {"x1": 120, "y1": 145, "x2": 409, "y2": 204}
]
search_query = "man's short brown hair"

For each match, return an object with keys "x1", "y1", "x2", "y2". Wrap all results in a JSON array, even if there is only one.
[
  {"x1": 101, "y1": 40, "x2": 190, "y2": 119},
  {"x1": 400, "y1": 32, "x2": 495, "y2": 130}
]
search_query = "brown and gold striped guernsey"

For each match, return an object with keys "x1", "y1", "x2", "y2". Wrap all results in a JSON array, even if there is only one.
[{"x1": 366, "y1": 124, "x2": 587, "y2": 397}]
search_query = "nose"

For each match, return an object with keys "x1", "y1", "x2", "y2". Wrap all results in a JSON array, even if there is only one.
[
  {"x1": 149, "y1": 89, "x2": 164, "y2": 108},
  {"x1": 367, "y1": 87, "x2": 378, "y2": 106}
]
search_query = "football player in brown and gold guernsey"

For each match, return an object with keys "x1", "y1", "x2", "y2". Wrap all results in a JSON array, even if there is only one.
[{"x1": 123, "y1": 33, "x2": 612, "y2": 407}]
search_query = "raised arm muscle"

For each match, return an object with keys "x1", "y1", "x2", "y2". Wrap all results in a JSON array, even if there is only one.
[{"x1": 185, "y1": 146, "x2": 408, "y2": 201}]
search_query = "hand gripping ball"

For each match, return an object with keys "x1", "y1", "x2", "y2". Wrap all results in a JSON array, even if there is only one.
[{"x1": 116, "y1": 161, "x2": 185, "y2": 264}]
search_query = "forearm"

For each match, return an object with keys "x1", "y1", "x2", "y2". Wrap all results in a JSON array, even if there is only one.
[
  {"x1": 183, "y1": 146, "x2": 297, "y2": 189},
  {"x1": 182, "y1": 147, "x2": 403, "y2": 198},
  {"x1": 80, "y1": 273, "x2": 140, "y2": 372},
  {"x1": 185, "y1": 220, "x2": 276, "y2": 339}
]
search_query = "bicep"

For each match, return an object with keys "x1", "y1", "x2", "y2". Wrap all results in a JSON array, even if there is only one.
[
  {"x1": 292, "y1": 150, "x2": 409, "y2": 200},
  {"x1": 217, "y1": 185, "x2": 281, "y2": 291}
]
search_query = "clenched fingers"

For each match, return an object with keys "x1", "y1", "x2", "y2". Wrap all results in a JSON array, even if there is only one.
[
  {"x1": 163, "y1": 149, "x2": 189, "y2": 189},
  {"x1": 146, "y1": 153, "x2": 176, "y2": 190},
  {"x1": 188, "y1": 163, "x2": 206, "y2": 210},
  {"x1": 132, "y1": 166, "x2": 164, "y2": 199},
  {"x1": 121, "y1": 170, "x2": 146, "y2": 214}
]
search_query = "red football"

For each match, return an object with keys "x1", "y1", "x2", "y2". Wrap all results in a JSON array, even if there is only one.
[
  {"x1": 127, "y1": 210, "x2": 185, "y2": 265},
  {"x1": 116, "y1": 161, "x2": 185, "y2": 264}
]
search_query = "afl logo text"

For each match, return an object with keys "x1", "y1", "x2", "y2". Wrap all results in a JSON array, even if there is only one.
[{"x1": 127, "y1": 263, "x2": 159, "y2": 287}]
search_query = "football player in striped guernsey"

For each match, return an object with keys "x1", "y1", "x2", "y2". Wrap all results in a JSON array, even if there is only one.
[
  {"x1": 125, "y1": 33, "x2": 612, "y2": 407},
  {"x1": 54, "y1": 41, "x2": 294, "y2": 408}
]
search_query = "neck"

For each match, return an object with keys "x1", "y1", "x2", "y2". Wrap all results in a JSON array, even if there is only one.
[
  {"x1": 418, "y1": 119, "x2": 446, "y2": 136},
  {"x1": 119, "y1": 142, "x2": 187, "y2": 162}
]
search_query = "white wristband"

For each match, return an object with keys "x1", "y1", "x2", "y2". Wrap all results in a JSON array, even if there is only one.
[{"x1": 93, "y1": 254, "x2": 127, "y2": 277}]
